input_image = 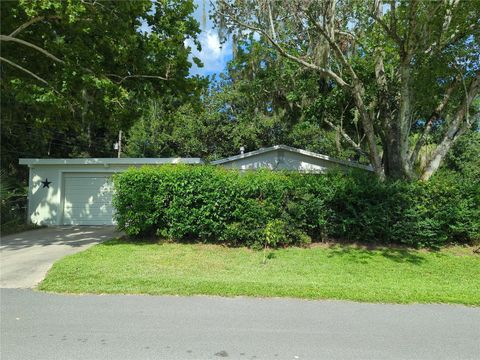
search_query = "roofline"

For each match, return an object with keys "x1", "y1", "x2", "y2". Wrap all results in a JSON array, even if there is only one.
[
  {"x1": 19, "y1": 158, "x2": 204, "y2": 166},
  {"x1": 211, "y1": 145, "x2": 373, "y2": 171}
]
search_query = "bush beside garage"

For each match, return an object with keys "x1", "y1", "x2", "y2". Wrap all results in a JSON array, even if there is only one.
[{"x1": 113, "y1": 165, "x2": 479, "y2": 249}]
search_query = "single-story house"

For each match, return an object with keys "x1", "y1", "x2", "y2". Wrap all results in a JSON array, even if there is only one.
[
  {"x1": 19, "y1": 145, "x2": 371, "y2": 226},
  {"x1": 18, "y1": 158, "x2": 203, "y2": 226},
  {"x1": 211, "y1": 145, "x2": 373, "y2": 173}
]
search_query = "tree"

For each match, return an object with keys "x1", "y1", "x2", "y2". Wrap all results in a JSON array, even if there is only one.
[
  {"x1": 124, "y1": 46, "x2": 359, "y2": 163},
  {"x1": 224, "y1": 36, "x2": 366, "y2": 159},
  {"x1": 1, "y1": 0, "x2": 204, "y2": 178},
  {"x1": 216, "y1": 0, "x2": 480, "y2": 180}
]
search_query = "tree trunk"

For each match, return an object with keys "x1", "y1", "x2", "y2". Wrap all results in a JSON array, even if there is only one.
[
  {"x1": 420, "y1": 117, "x2": 470, "y2": 181},
  {"x1": 384, "y1": 63, "x2": 412, "y2": 179},
  {"x1": 372, "y1": 0, "x2": 411, "y2": 180},
  {"x1": 351, "y1": 82, "x2": 384, "y2": 179},
  {"x1": 420, "y1": 74, "x2": 479, "y2": 181},
  {"x1": 409, "y1": 75, "x2": 459, "y2": 166}
]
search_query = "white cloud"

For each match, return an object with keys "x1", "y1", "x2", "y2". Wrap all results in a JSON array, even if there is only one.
[
  {"x1": 187, "y1": 29, "x2": 232, "y2": 75},
  {"x1": 140, "y1": 0, "x2": 233, "y2": 76},
  {"x1": 205, "y1": 31, "x2": 222, "y2": 57},
  {"x1": 241, "y1": 28, "x2": 261, "y2": 41},
  {"x1": 184, "y1": 0, "x2": 232, "y2": 76}
]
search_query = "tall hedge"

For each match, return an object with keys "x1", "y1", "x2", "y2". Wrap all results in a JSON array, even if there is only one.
[{"x1": 113, "y1": 165, "x2": 479, "y2": 248}]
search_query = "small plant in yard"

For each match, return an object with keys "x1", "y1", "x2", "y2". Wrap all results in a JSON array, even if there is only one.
[
  {"x1": 262, "y1": 220, "x2": 311, "y2": 263},
  {"x1": 262, "y1": 220, "x2": 284, "y2": 264}
]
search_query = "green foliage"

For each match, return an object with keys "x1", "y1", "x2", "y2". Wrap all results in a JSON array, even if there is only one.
[
  {"x1": 125, "y1": 99, "x2": 233, "y2": 159},
  {"x1": 329, "y1": 173, "x2": 480, "y2": 248},
  {"x1": 443, "y1": 129, "x2": 480, "y2": 179},
  {"x1": 113, "y1": 166, "x2": 479, "y2": 248},
  {"x1": 0, "y1": 170, "x2": 28, "y2": 231},
  {"x1": 216, "y1": 0, "x2": 480, "y2": 179},
  {"x1": 264, "y1": 220, "x2": 287, "y2": 248},
  {"x1": 1, "y1": 0, "x2": 205, "y2": 179},
  {"x1": 124, "y1": 35, "x2": 365, "y2": 163}
]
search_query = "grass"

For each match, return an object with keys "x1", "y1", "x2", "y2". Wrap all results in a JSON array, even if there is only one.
[{"x1": 39, "y1": 238, "x2": 480, "y2": 305}]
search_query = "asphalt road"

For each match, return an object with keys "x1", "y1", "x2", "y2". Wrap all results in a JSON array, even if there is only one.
[{"x1": 1, "y1": 289, "x2": 479, "y2": 360}]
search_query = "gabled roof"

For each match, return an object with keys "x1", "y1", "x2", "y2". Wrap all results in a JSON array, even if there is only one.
[{"x1": 211, "y1": 145, "x2": 373, "y2": 171}]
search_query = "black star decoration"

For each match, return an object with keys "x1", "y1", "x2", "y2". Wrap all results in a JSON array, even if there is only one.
[{"x1": 41, "y1": 178, "x2": 52, "y2": 188}]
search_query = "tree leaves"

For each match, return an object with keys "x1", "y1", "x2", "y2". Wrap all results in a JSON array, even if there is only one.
[{"x1": 1, "y1": 0, "x2": 204, "y2": 176}]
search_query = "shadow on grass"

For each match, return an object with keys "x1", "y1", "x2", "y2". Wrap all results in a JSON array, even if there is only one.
[
  {"x1": 101, "y1": 235, "x2": 248, "y2": 248},
  {"x1": 325, "y1": 244, "x2": 428, "y2": 265},
  {"x1": 103, "y1": 236, "x2": 431, "y2": 265},
  {"x1": 100, "y1": 237, "x2": 157, "y2": 246}
]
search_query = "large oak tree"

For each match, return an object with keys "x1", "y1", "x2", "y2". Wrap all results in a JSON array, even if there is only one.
[{"x1": 216, "y1": 0, "x2": 480, "y2": 180}]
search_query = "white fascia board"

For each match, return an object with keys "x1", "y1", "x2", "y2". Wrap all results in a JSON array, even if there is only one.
[
  {"x1": 19, "y1": 158, "x2": 204, "y2": 166},
  {"x1": 211, "y1": 146, "x2": 282, "y2": 165},
  {"x1": 212, "y1": 145, "x2": 373, "y2": 171},
  {"x1": 278, "y1": 145, "x2": 373, "y2": 171}
]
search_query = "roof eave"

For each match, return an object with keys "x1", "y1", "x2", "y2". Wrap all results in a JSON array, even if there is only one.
[
  {"x1": 211, "y1": 145, "x2": 373, "y2": 171},
  {"x1": 19, "y1": 158, "x2": 204, "y2": 166}
]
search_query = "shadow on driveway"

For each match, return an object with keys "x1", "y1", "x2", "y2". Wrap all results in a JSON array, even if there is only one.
[
  {"x1": 1, "y1": 226, "x2": 117, "y2": 250},
  {"x1": 0, "y1": 226, "x2": 120, "y2": 288}
]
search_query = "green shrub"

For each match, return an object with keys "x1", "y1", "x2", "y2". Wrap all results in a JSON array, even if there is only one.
[
  {"x1": 113, "y1": 165, "x2": 479, "y2": 248},
  {"x1": 0, "y1": 170, "x2": 28, "y2": 233}
]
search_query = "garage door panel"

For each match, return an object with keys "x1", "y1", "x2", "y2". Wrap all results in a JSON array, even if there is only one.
[
  {"x1": 62, "y1": 174, "x2": 115, "y2": 225},
  {"x1": 64, "y1": 181, "x2": 113, "y2": 188},
  {"x1": 64, "y1": 194, "x2": 113, "y2": 203}
]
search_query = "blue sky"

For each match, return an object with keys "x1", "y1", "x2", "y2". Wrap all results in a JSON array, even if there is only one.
[
  {"x1": 186, "y1": 0, "x2": 232, "y2": 77},
  {"x1": 138, "y1": 1, "x2": 233, "y2": 77}
]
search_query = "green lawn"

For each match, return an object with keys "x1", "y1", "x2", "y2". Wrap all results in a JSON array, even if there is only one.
[{"x1": 39, "y1": 239, "x2": 480, "y2": 305}]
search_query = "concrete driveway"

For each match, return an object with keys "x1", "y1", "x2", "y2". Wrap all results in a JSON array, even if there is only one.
[{"x1": 0, "y1": 226, "x2": 120, "y2": 288}]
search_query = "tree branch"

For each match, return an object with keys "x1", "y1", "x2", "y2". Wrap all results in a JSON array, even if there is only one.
[
  {"x1": 405, "y1": 0, "x2": 419, "y2": 52},
  {"x1": 0, "y1": 55, "x2": 76, "y2": 113},
  {"x1": 106, "y1": 74, "x2": 169, "y2": 83},
  {"x1": 217, "y1": 3, "x2": 350, "y2": 87},
  {"x1": 324, "y1": 118, "x2": 368, "y2": 157},
  {"x1": 308, "y1": 15, "x2": 359, "y2": 83},
  {"x1": 335, "y1": 30, "x2": 356, "y2": 40},
  {"x1": 0, "y1": 35, "x2": 64, "y2": 64},
  {"x1": 307, "y1": 11, "x2": 383, "y2": 176},
  {"x1": 409, "y1": 74, "x2": 460, "y2": 164},
  {"x1": 1, "y1": 36, "x2": 169, "y2": 86},
  {"x1": 374, "y1": 0, "x2": 390, "y2": 129},
  {"x1": 371, "y1": 10, "x2": 404, "y2": 48},
  {"x1": 9, "y1": 16, "x2": 61, "y2": 37},
  {"x1": 9, "y1": 16, "x2": 45, "y2": 37},
  {"x1": 420, "y1": 73, "x2": 480, "y2": 180},
  {"x1": 219, "y1": 1, "x2": 385, "y2": 174},
  {"x1": 424, "y1": 21, "x2": 478, "y2": 56},
  {"x1": 267, "y1": 1, "x2": 277, "y2": 41},
  {"x1": 388, "y1": 0, "x2": 398, "y2": 40},
  {"x1": 0, "y1": 56, "x2": 49, "y2": 85}
]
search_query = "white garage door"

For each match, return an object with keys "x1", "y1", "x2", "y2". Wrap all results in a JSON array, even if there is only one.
[{"x1": 62, "y1": 173, "x2": 115, "y2": 225}]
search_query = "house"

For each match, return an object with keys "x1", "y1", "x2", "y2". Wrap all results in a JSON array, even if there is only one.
[
  {"x1": 18, "y1": 158, "x2": 202, "y2": 226},
  {"x1": 212, "y1": 145, "x2": 372, "y2": 173},
  {"x1": 19, "y1": 145, "x2": 371, "y2": 226}
]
